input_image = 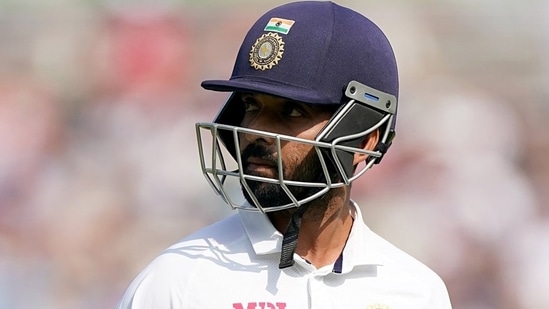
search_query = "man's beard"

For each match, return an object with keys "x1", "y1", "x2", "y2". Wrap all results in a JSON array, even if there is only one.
[{"x1": 240, "y1": 143, "x2": 338, "y2": 210}]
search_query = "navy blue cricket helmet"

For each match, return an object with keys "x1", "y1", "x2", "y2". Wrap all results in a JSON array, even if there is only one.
[{"x1": 196, "y1": 1, "x2": 399, "y2": 213}]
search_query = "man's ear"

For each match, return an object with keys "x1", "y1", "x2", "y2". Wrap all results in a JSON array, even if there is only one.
[{"x1": 353, "y1": 129, "x2": 380, "y2": 165}]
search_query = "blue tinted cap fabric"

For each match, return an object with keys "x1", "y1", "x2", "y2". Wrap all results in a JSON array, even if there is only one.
[{"x1": 201, "y1": 1, "x2": 398, "y2": 105}]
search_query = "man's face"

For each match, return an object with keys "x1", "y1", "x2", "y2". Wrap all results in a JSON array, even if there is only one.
[{"x1": 237, "y1": 93, "x2": 336, "y2": 208}]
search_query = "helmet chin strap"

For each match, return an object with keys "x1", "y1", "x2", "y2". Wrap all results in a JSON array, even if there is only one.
[{"x1": 278, "y1": 203, "x2": 310, "y2": 269}]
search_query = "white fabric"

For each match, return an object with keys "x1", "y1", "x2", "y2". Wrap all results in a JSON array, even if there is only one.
[{"x1": 117, "y1": 202, "x2": 452, "y2": 308}]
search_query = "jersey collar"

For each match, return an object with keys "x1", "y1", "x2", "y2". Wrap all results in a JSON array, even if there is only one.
[
  {"x1": 339, "y1": 200, "x2": 385, "y2": 273},
  {"x1": 238, "y1": 201, "x2": 386, "y2": 271},
  {"x1": 238, "y1": 205, "x2": 283, "y2": 255}
]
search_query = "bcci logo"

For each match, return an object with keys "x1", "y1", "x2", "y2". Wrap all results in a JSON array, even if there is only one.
[{"x1": 249, "y1": 32, "x2": 285, "y2": 70}]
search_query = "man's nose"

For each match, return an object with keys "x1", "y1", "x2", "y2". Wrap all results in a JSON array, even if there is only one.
[{"x1": 241, "y1": 114, "x2": 278, "y2": 146}]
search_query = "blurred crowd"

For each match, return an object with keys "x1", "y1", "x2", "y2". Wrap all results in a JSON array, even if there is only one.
[{"x1": 0, "y1": 1, "x2": 547, "y2": 308}]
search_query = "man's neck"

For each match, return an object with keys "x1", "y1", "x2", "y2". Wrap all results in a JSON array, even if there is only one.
[{"x1": 269, "y1": 190, "x2": 354, "y2": 269}]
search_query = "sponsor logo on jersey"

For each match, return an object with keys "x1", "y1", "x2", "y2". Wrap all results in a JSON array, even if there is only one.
[
  {"x1": 249, "y1": 33, "x2": 285, "y2": 71},
  {"x1": 232, "y1": 302, "x2": 286, "y2": 309},
  {"x1": 264, "y1": 18, "x2": 295, "y2": 35}
]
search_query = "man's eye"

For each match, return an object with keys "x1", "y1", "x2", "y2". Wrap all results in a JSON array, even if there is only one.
[
  {"x1": 243, "y1": 101, "x2": 259, "y2": 112},
  {"x1": 286, "y1": 107, "x2": 303, "y2": 117},
  {"x1": 283, "y1": 103, "x2": 305, "y2": 117}
]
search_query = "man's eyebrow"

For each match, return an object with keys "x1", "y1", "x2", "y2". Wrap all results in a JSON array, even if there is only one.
[
  {"x1": 282, "y1": 98, "x2": 320, "y2": 108},
  {"x1": 238, "y1": 93, "x2": 337, "y2": 112},
  {"x1": 283, "y1": 99, "x2": 305, "y2": 106},
  {"x1": 238, "y1": 92, "x2": 255, "y2": 100}
]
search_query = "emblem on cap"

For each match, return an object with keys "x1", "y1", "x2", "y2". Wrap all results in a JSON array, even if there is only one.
[
  {"x1": 264, "y1": 17, "x2": 295, "y2": 35},
  {"x1": 249, "y1": 32, "x2": 285, "y2": 70}
]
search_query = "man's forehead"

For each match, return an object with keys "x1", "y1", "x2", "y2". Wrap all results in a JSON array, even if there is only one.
[
  {"x1": 237, "y1": 91, "x2": 293, "y2": 103},
  {"x1": 236, "y1": 91, "x2": 339, "y2": 112}
]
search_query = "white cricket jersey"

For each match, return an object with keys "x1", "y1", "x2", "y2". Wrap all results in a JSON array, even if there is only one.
[{"x1": 117, "y1": 202, "x2": 452, "y2": 309}]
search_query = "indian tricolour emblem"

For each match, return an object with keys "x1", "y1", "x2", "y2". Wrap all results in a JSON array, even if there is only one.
[{"x1": 264, "y1": 17, "x2": 295, "y2": 35}]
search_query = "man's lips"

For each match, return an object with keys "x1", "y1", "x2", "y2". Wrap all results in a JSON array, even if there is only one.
[
  {"x1": 247, "y1": 157, "x2": 275, "y2": 166},
  {"x1": 245, "y1": 157, "x2": 277, "y2": 175}
]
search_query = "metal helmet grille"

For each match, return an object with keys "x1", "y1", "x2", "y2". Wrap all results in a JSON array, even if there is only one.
[{"x1": 195, "y1": 115, "x2": 390, "y2": 213}]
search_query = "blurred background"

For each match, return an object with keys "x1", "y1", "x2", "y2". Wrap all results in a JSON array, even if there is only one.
[{"x1": 0, "y1": 0, "x2": 547, "y2": 308}]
